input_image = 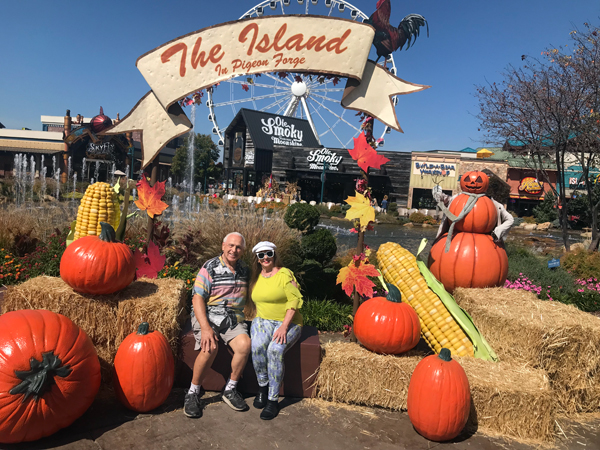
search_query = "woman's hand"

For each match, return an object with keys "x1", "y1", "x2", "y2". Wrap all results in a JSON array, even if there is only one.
[{"x1": 272, "y1": 325, "x2": 289, "y2": 344}]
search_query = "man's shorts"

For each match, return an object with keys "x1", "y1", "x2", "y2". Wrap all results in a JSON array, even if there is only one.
[{"x1": 191, "y1": 313, "x2": 248, "y2": 351}]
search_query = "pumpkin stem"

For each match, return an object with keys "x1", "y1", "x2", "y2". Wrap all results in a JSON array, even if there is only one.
[
  {"x1": 137, "y1": 322, "x2": 150, "y2": 335},
  {"x1": 9, "y1": 351, "x2": 72, "y2": 401},
  {"x1": 439, "y1": 348, "x2": 452, "y2": 362},
  {"x1": 385, "y1": 283, "x2": 402, "y2": 303},
  {"x1": 99, "y1": 222, "x2": 118, "y2": 243}
]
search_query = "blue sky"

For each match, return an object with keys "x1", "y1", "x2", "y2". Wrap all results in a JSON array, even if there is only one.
[{"x1": 1, "y1": 0, "x2": 599, "y2": 155}]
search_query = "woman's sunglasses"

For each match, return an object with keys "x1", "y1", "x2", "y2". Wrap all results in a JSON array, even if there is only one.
[{"x1": 257, "y1": 250, "x2": 274, "y2": 260}]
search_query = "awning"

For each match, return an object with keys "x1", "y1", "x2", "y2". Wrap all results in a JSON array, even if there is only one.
[
  {"x1": 0, "y1": 139, "x2": 64, "y2": 155},
  {"x1": 477, "y1": 148, "x2": 495, "y2": 159}
]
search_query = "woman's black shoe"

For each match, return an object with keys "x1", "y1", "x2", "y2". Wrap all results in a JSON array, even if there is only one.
[
  {"x1": 253, "y1": 385, "x2": 268, "y2": 409},
  {"x1": 260, "y1": 400, "x2": 279, "y2": 420}
]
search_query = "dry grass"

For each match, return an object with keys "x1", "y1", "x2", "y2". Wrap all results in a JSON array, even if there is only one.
[
  {"x1": 2, "y1": 276, "x2": 187, "y2": 384},
  {"x1": 171, "y1": 205, "x2": 302, "y2": 268},
  {"x1": 315, "y1": 341, "x2": 555, "y2": 443},
  {"x1": 0, "y1": 204, "x2": 77, "y2": 251},
  {"x1": 454, "y1": 287, "x2": 600, "y2": 415}
]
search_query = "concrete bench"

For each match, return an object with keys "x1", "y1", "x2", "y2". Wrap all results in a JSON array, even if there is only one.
[{"x1": 176, "y1": 319, "x2": 321, "y2": 398}]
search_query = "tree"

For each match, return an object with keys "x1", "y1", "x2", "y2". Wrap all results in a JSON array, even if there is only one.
[
  {"x1": 475, "y1": 22, "x2": 600, "y2": 251},
  {"x1": 171, "y1": 133, "x2": 222, "y2": 190}
]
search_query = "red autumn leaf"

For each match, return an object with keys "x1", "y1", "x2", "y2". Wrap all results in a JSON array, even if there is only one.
[
  {"x1": 336, "y1": 260, "x2": 380, "y2": 298},
  {"x1": 135, "y1": 176, "x2": 168, "y2": 219},
  {"x1": 278, "y1": 72, "x2": 288, "y2": 79},
  {"x1": 242, "y1": 84, "x2": 249, "y2": 92},
  {"x1": 295, "y1": 75, "x2": 302, "y2": 83},
  {"x1": 133, "y1": 241, "x2": 166, "y2": 279},
  {"x1": 348, "y1": 133, "x2": 390, "y2": 172},
  {"x1": 332, "y1": 76, "x2": 340, "y2": 86}
]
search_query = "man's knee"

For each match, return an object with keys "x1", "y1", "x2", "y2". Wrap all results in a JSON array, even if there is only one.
[{"x1": 230, "y1": 333, "x2": 251, "y2": 356}]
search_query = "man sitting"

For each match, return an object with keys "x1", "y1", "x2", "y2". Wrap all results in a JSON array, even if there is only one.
[{"x1": 184, "y1": 232, "x2": 251, "y2": 418}]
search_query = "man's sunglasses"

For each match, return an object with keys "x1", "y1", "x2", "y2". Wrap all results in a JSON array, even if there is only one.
[{"x1": 257, "y1": 251, "x2": 274, "y2": 260}]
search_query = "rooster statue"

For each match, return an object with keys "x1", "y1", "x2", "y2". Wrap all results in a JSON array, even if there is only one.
[{"x1": 364, "y1": 0, "x2": 429, "y2": 65}]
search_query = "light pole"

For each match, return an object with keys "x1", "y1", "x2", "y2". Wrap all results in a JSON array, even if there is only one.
[
  {"x1": 203, "y1": 159, "x2": 208, "y2": 194},
  {"x1": 320, "y1": 162, "x2": 330, "y2": 203}
]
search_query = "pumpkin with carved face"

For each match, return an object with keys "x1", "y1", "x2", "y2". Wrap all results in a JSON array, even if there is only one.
[{"x1": 460, "y1": 171, "x2": 489, "y2": 194}]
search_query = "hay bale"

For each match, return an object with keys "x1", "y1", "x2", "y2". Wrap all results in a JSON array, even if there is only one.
[
  {"x1": 454, "y1": 287, "x2": 600, "y2": 415},
  {"x1": 315, "y1": 342, "x2": 555, "y2": 443},
  {"x1": 1, "y1": 276, "x2": 188, "y2": 384},
  {"x1": 116, "y1": 277, "x2": 188, "y2": 357},
  {"x1": 2, "y1": 276, "x2": 119, "y2": 348}
]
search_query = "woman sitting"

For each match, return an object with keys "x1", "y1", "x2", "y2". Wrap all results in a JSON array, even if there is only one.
[{"x1": 249, "y1": 241, "x2": 303, "y2": 420}]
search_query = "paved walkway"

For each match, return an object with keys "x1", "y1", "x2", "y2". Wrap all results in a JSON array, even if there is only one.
[{"x1": 2, "y1": 389, "x2": 600, "y2": 450}]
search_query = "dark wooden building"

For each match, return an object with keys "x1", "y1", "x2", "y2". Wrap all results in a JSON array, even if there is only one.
[{"x1": 223, "y1": 109, "x2": 411, "y2": 205}]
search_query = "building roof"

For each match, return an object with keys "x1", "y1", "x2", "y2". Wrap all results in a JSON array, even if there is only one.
[
  {"x1": 0, "y1": 122, "x2": 4, "y2": 129},
  {"x1": 0, "y1": 138, "x2": 64, "y2": 154}
]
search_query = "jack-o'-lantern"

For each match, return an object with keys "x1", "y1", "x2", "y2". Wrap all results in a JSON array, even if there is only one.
[{"x1": 460, "y1": 171, "x2": 489, "y2": 194}]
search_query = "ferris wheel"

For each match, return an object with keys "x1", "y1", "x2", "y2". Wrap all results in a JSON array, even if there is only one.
[{"x1": 206, "y1": 0, "x2": 398, "y2": 150}]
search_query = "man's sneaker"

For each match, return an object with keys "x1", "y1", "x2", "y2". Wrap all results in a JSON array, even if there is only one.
[
  {"x1": 222, "y1": 388, "x2": 249, "y2": 411},
  {"x1": 183, "y1": 392, "x2": 203, "y2": 418}
]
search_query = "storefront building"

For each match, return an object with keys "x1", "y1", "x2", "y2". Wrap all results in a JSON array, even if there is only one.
[
  {"x1": 407, "y1": 151, "x2": 461, "y2": 209},
  {"x1": 223, "y1": 109, "x2": 411, "y2": 204}
]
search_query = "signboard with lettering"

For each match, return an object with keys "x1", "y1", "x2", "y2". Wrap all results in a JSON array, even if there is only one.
[
  {"x1": 307, "y1": 148, "x2": 343, "y2": 171},
  {"x1": 86, "y1": 141, "x2": 115, "y2": 159},
  {"x1": 518, "y1": 177, "x2": 543, "y2": 195},
  {"x1": 104, "y1": 15, "x2": 429, "y2": 168},
  {"x1": 548, "y1": 258, "x2": 560, "y2": 269},
  {"x1": 261, "y1": 116, "x2": 303, "y2": 147},
  {"x1": 412, "y1": 162, "x2": 456, "y2": 177}
]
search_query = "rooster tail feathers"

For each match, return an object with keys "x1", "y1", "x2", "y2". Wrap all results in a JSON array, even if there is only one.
[{"x1": 398, "y1": 14, "x2": 429, "y2": 50}]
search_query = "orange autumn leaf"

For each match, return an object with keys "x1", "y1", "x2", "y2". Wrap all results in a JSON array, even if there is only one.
[
  {"x1": 336, "y1": 260, "x2": 380, "y2": 298},
  {"x1": 348, "y1": 132, "x2": 390, "y2": 172},
  {"x1": 135, "y1": 176, "x2": 168, "y2": 218}
]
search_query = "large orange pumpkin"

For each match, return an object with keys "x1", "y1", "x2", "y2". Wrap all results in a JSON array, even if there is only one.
[
  {"x1": 428, "y1": 232, "x2": 508, "y2": 292},
  {"x1": 448, "y1": 193, "x2": 498, "y2": 234},
  {"x1": 0, "y1": 310, "x2": 101, "y2": 443},
  {"x1": 113, "y1": 322, "x2": 175, "y2": 412},
  {"x1": 407, "y1": 348, "x2": 471, "y2": 441},
  {"x1": 354, "y1": 296, "x2": 420, "y2": 354},
  {"x1": 60, "y1": 222, "x2": 136, "y2": 295},
  {"x1": 460, "y1": 171, "x2": 489, "y2": 194}
]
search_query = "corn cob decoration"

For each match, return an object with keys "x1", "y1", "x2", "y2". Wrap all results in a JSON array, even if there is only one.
[
  {"x1": 377, "y1": 242, "x2": 474, "y2": 357},
  {"x1": 74, "y1": 182, "x2": 121, "y2": 241}
]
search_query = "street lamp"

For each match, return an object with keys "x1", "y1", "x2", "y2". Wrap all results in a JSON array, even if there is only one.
[{"x1": 320, "y1": 162, "x2": 330, "y2": 203}]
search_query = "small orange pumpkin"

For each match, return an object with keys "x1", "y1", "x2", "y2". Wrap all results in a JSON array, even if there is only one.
[
  {"x1": 113, "y1": 322, "x2": 175, "y2": 412},
  {"x1": 407, "y1": 348, "x2": 471, "y2": 441},
  {"x1": 460, "y1": 171, "x2": 489, "y2": 194},
  {"x1": 60, "y1": 222, "x2": 135, "y2": 295},
  {"x1": 448, "y1": 194, "x2": 498, "y2": 234},
  {"x1": 428, "y1": 232, "x2": 508, "y2": 292},
  {"x1": 354, "y1": 294, "x2": 420, "y2": 355}
]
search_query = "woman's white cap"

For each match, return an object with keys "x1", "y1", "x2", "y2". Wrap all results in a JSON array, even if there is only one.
[{"x1": 252, "y1": 241, "x2": 277, "y2": 254}]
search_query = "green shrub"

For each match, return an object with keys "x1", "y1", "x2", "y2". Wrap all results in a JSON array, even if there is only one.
[
  {"x1": 506, "y1": 243, "x2": 575, "y2": 295},
  {"x1": 523, "y1": 216, "x2": 537, "y2": 224},
  {"x1": 296, "y1": 259, "x2": 341, "y2": 299},
  {"x1": 315, "y1": 203, "x2": 333, "y2": 217},
  {"x1": 301, "y1": 229, "x2": 337, "y2": 265},
  {"x1": 329, "y1": 205, "x2": 342, "y2": 215},
  {"x1": 409, "y1": 212, "x2": 436, "y2": 225},
  {"x1": 388, "y1": 202, "x2": 398, "y2": 214},
  {"x1": 561, "y1": 249, "x2": 600, "y2": 280},
  {"x1": 284, "y1": 203, "x2": 320, "y2": 233},
  {"x1": 159, "y1": 263, "x2": 197, "y2": 309},
  {"x1": 533, "y1": 192, "x2": 558, "y2": 224},
  {"x1": 302, "y1": 298, "x2": 353, "y2": 331}
]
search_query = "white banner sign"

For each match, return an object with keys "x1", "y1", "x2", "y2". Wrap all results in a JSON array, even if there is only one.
[
  {"x1": 307, "y1": 148, "x2": 343, "y2": 171},
  {"x1": 103, "y1": 16, "x2": 429, "y2": 168}
]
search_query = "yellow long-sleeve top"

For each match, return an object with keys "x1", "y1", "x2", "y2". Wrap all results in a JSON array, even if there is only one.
[{"x1": 251, "y1": 268, "x2": 303, "y2": 326}]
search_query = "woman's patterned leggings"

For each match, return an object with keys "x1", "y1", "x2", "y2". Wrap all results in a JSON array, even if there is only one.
[{"x1": 251, "y1": 316, "x2": 302, "y2": 401}]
